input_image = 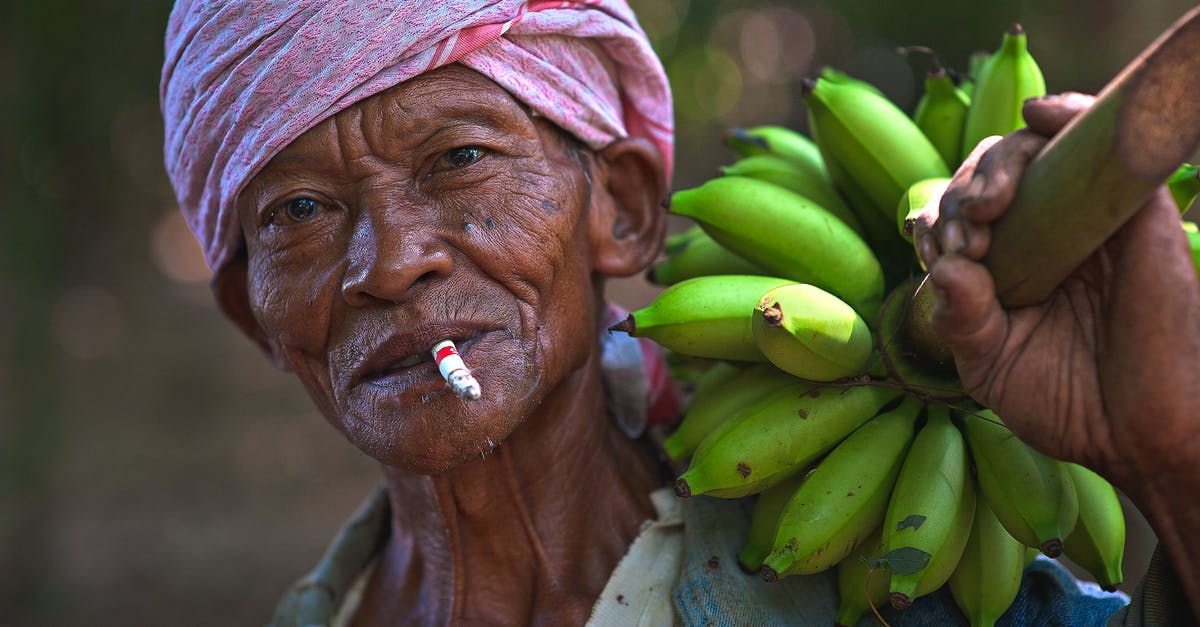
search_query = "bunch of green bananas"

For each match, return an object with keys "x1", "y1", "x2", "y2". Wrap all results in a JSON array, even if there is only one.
[{"x1": 609, "y1": 24, "x2": 1146, "y2": 625}]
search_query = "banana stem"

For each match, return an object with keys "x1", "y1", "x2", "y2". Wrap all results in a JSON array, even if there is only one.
[{"x1": 608, "y1": 315, "x2": 636, "y2": 335}]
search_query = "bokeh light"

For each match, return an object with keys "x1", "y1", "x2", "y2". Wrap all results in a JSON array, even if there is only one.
[
  {"x1": 840, "y1": 43, "x2": 919, "y2": 111},
  {"x1": 738, "y1": 8, "x2": 815, "y2": 83},
  {"x1": 151, "y1": 208, "x2": 211, "y2": 284},
  {"x1": 669, "y1": 45, "x2": 744, "y2": 123}
]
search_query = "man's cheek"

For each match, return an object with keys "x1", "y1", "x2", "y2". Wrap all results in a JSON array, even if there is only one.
[{"x1": 250, "y1": 263, "x2": 338, "y2": 349}]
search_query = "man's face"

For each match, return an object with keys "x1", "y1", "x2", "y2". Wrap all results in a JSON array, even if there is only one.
[{"x1": 234, "y1": 66, "x2": 601, "y2": 473}]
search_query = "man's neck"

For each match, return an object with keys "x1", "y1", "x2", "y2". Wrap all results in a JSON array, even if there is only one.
[{"x1": 355, "y1": 353, "x2": 665, "y2": 626}]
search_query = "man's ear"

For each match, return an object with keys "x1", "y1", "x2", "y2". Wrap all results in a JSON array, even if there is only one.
[
  {"x1": 587, "y1": 136, "x2": 668, "y2": 277},
  {"x1": 212, "y1": 253, "x2": 291, "y2": 371}
]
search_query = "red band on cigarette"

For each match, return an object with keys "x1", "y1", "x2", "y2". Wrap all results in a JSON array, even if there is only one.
[{"x1": 434, "y1": 345, "x2": 458, "y2": 365}]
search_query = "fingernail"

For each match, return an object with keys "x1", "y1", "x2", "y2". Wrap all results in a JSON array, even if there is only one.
[
  {"x1": 917, "y1": 232, "x2": 940, "y2": 269},
  {"x1": 944, "y1": 219, "x2": 969, "y2": 254}
]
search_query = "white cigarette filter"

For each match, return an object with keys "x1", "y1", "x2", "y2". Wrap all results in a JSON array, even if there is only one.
[{"x1": 431, "y1": 340, "x2": 482, "y2": 401}]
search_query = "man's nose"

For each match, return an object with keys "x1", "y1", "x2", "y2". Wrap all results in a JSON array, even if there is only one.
[{"x1": 340, "y1": 213, "x2": 454, "y2": 307}]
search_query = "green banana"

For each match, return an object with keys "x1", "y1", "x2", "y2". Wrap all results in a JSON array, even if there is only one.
[
  {"x1": 670, "y1": 176, "x2": 884, "y2": 318},
  {"x1": 1061, "y1": 463, "x2": 1126, "y2": 591},
  {"x1": 1183, "y1": 221, "x2": 1200, "y2": 279},
  {"x1": 662, "y1": 351, "x2": 715, "y2": 388},
  {"x1": 663, "y1": 360, "x2": 739, "y2": 460},
  {"x1": 883, "y1": 405, "x2": 976, "y2": 609},
  {"x1": 647, "y1": 229, "x2": 768, "y2": 285},
  {"x1": 751, "y1": 283, "x2": 873, "y2": 382},
  {"x1": 676, "y1": 383, "x2": 901, "y2": 499},
  {"x1": 723, "y1": 124, "x2": 830, "y2": 184},
  {"x1": 609, "y1": 274, "x2": 796, "y2": 362},
  {"x1": 949, "y1": 496, "x2": 1028, "y2": 627},
  {"x1": 897, "y1": 177, "x2": 952, "y2": 243},
  {"x1": 663, "y1": 362, "x2": 799, "y2": 462},
  {"x1": 834, "y1": 525, "x2": 890, "y2": 627},
  {"x1": 875, "y1": 277, "x2": 963, "y2": 399},
  {"x1": 820, "y1": 66, "x2": 887, "y2": 98},
  {"x1": 823, "y1": 149, "x2": 919, "y2": 284},
  {"x1": 960, "y1": 24, "x2": 1046, "y2": 160},
  {"x1": 958, "y1": 50, "x2": 992, "y2": 99},
  {"x1": 914, "y1": 61, "x2": 971, "y2": 170},
  {"x1": 739, "y1": 471, "x2": 807, "y2": 573},
  {"x1": 961, "y1": 410, "x2": 1079, "y2": 556},
  {"x1": 761, "y1": 396, "x2": 921, "y2": 579},
  {"x1": 684, "y1": 359, "x2": 741, "y2": 398},
  {"x1": 803, "y1": 71, "x2": 951, "y2": 242},
  {"x1": 1168, "y1": 163, "x2": 1200, "y2": 213},
  {"x1": 720, "y1": 156, "x2": 865, "y2": 235},
  {"x1": 663, "y1": 224, "x2": 705, "y2": 255}
]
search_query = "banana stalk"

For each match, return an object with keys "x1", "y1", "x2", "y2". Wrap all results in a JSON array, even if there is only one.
[{"x1": 982, "y1": 6, "x2": 1200, "y2": 307}]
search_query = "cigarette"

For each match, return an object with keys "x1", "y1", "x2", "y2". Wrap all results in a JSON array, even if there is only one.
[{"x1": 430, "y1": 339, "x2": 481, "y2": 401}]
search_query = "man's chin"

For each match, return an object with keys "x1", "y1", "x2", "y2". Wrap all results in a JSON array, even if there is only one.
[
  {"x1": 390, "y1": 437, "x2": 507, "y2": 475},
  {"x1": 341, "y1": 400, "x2": 526, "y2": 475}
]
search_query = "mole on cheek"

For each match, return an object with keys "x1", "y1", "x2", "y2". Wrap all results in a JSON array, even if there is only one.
[
  {"x1": 485, "y1": 217, "x2": 495, "y2": 229},
  {"x1": 540, "y1": 199, "x2": 560, "y2": 213}
]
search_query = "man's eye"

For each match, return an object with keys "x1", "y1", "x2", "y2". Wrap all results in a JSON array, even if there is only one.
[
  {"x1": 444, "y1": 146, "x2": 485, "y2": 169},
  {"x1": 278, "y1": 198, "x2": 321, "y2": 223}
]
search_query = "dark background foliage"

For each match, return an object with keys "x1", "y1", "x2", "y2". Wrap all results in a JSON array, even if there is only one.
[{"x1": 2, "y1": 1, "x2": 1193, "y2": 624}]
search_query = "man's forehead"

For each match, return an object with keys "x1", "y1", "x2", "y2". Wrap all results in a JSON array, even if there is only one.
[{"x1": 269, "y1": 65, "x2": 534, "y2": 166}]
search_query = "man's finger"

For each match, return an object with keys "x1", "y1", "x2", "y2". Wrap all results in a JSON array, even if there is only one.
[
  {"x1": 927, "y1": 253, "x2": 1008, "y2": 367},
  {"x1": 933, "y1": 136, "x2": 1002, "y2": 226},
  {"x1": 952, "y1": 129, "x2": 1047, "y2": 225},
  {"x1": 922, "y1": 131, "x2": 1046, "y2": 265},
  {"x1": 914, "y1": 136, "x2": 1001, "y2": 268},
  {"x1": 1023, "y1": 92, "x2": 1095, "y2": 136}
]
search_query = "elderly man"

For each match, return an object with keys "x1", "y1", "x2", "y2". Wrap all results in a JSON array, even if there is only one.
[{"x1": 161, "y1": 1, "x2": 1200, "y2": 625}]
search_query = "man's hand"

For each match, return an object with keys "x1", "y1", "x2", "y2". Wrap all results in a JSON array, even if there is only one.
[{"x1": 912, "y1": 93, "x2": 1200, "y2": 501}]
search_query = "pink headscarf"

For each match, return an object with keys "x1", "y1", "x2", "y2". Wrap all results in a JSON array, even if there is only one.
[{"x1": 161, "y1": 0, "x2": 674, "y2": 274}]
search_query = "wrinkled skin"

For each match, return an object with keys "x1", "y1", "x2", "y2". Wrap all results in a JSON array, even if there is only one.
[
  {"x1": 216, "y1": 65, "x2": 669, "y2": 625},
  {"x1": 915, "y1": 93, "x2": 1200, "y2": 617}
]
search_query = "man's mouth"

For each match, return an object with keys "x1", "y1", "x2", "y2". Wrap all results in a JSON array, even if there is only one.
[
  {"x1": 356, "y1": 331, "x2": 483, "y2": 387},
  {"x1": 375, "y1": 352, "x2": 427, "y2": 378}
]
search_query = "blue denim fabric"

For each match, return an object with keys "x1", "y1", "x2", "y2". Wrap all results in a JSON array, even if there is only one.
[
  {"x1": 673, "y1": 494, "x2": 1129, "y2": 627},
  {"x1": 867, "y1": 557, "x2": 1128, "y2": 626}
]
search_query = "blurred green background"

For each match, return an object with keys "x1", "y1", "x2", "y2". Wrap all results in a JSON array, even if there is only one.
[{"x1": 1, "y1": 1, "x2": 1194, "y2": 624}]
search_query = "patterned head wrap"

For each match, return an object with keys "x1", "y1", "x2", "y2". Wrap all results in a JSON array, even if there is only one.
[{"x1": 161, "y1": 0, "x2": 674, "y2": 273}]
